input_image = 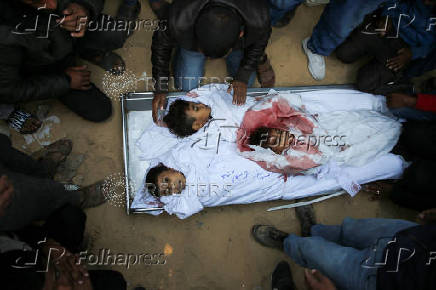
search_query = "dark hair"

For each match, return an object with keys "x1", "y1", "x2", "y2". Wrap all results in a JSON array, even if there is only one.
[
  {"x1": 248, "y1": 127, "x2": 270, "y2": 147},
  {"x1": 163, "y1": 100, "x2": 197, "y2": 137},
  {"x1": 146, "y1": 163, "x2": 170, "y2": 197},
  {"x1": 195, "y1": 5, "x2": 242, "y2": 58}
]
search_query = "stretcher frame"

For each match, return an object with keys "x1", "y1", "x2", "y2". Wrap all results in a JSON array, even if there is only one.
[{"x1": 121, "y1": 84, "x2": 353, "y2": 214}]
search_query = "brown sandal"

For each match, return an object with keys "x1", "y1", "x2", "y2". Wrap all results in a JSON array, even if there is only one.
[
  {"x1": 257, "y1": 54, "x2": 276, "y2": 88},
  {"x1": 31, "y1": 139, "x2": 73, "y2": 178}
]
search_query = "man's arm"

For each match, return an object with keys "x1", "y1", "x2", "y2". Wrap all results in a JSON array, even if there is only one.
[
  {"x1": 388, "y1": 93, "x2": 436, "y2": 113},
  {"x1": 151, "y1": 29, "x2": 175, "y2": 93},
  {"x1": 0, "y1": 45, "x2": 71, "y2": 103},
  {"x1": 236, "y1": 26, "x2": 271, "y2": 84},
  {"x1": 415, "y1": 93, "x2": 436, "y2": 112}
]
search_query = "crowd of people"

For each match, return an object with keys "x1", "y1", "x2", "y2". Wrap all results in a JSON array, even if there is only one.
[{"x1": 0, "y1": 0, "x2": 435, "y2": 289}]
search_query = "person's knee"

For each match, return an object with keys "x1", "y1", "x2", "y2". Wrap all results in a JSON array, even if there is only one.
[
  {"x1": 336, "y1": 45, "x2": 356, "y2": 64},
  {"x1": 89, "y1": 98, "x2": 112, "y2": 122},
  {"x1": 51, "y1": 205, "x2": 87, "y2": 228},
  {"x1": 356, "y1": 67, "x2": 378, "y2": 93}
]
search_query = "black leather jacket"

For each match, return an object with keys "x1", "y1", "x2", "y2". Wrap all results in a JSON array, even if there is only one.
[
  {"x1": 0, "y1": 0, "x2": 103, "y2": 104},
  {"x1": 151, "y1": 0, "x2": 271, "y2": 92}
]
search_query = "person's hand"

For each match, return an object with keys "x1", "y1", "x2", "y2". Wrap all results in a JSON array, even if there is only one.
[
  {"x1": 227, "y1": 81, "x2": 247, "y2": 106},
  {"x1": 386, "y1": 48, "x2": 412, "y2": 71},
  {"x1": 58, "y1": 3, "x2": 89, "y2": 38},
  {"x1": 0, "y1": 175, "x2": 14, "y2": 217},
  {"x1": 65, "y1": 66, "x2": 91, "y2": 90},
  {"x1": 152, "y1": 93, "x2": 168, "y2": 125},
  {"x1": 386, "y1": 93, "x2": 417, "y2": 108},
  {"x1": 305, "y1": 269, "x2": 337, "y2": 290},
  {"x1": 24, "y1": 0, "x2": 57, "y2": 10},
  {"x1": 42, "y1": 239, "x2": 91, "y2": 287}
]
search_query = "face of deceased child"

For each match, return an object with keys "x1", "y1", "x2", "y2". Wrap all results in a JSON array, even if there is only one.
[
  {"x1": 185, "y1": 102, "x2": 211, "y2": 131},
  {"x1": 264, "y1": 128, "x2": 295, "y2": 155},
  {"x1": 156, "y1": 169, "x2": 186, "y2": 196}
]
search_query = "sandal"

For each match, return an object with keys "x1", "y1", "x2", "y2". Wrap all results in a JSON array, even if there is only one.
[
  {"x1": 7, "y1": 109, "x2": 42, "y2": 134},
  {"x1": 257, "y1": 54, "x2": 276, "y2": 88},
  {"x1": 31, "y1": 139, "x2": 73, "y2": 178},
  {"x1": 82, "y1": 51, "x2": 126, "y2": 76},
  {"x1": 78, "y1": 180, "x2": 107, "y2": 209}
]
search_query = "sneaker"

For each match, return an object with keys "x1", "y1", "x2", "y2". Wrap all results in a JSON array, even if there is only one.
[
  {"x1": 272, "y1": 261, "x2": 296, "y2": 290},
  {"x1": 302, "y1": 37, "x2": 325, "y2": 80},
  {"x1": 295, "y1": 205, "x2": 316, "y2": 237},
  {"x1": 251, "y1": 225, "x2": 289, "y2": 249}
]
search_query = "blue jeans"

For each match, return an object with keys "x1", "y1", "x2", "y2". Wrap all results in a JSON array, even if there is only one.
[
  {"x1": 269, "y1": 0, "x2": 304, "y2": 26},
  {"x1": 284, "y1": 218, "x2": 417, "y2": 290},
  {"x1": 390, "y1": 107, "x2": 436, "y2": 121},
  {"x1": 174, "y1": 48, "x2": 256, "y2": 91},
  {"x1": 269, "y1": 0, "x2": 389, "y2": 55}
]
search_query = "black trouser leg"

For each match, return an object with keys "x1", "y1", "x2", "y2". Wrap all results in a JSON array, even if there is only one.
[
  {"x1": 44, "y1": 205, "x2": 86, "y2": 253},
  {"x1": 356, "y1": 59, "x2": 399, "y2": 94},
  {"x1": 76, "y1": 14, "x2": 130, "y2": 57},
  {"x1": 336, "y1": 30, "x2": 408, "y2": 94},
  {"x1": 0, "y1": 134, "x2": 50, "y2": 178},
  {"x1": 89, "y1": 270, "x2": 127, "y2": 290},
  {"x1": 390, "y1": 159, "x2": 436, "y2": 211},
  {"x1": 0, "y1": 166, "x2": 80, "y2": 231},
  {"x1": 59, "y1": 84, "x2": 112, "y2": 122}
]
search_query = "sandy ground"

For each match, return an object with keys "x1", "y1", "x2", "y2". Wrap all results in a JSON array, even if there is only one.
[{"x1": 8, "y1": 1, "x2": 432, "y2": 289}]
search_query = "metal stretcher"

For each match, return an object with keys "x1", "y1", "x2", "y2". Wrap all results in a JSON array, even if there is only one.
[{"x1": 121, "y1": 85, "x2": 353, "y2": 214}]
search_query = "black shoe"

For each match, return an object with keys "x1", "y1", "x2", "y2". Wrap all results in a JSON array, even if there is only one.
[
  {"x1": 272, "y1": 261, "x2": 296, "y2": 290},
  {"x1": 117, "y1": 0, "x2": 141, "y2": 21},
  {"x1": 251, "y1": 225, "x2": 289, "y2": 249},
  {"x1": 295, "y1": 205, "x2": 316, "y2": 237},
  {"x1": 273, "y1": 9, "x2": 296, "y2": 28}
]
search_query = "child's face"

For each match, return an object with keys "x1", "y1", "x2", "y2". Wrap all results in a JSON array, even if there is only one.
[
  {"x1": 185, "y1": 102, "x2": 211, "y2": 131},
  {"x1": 264, "y1": 128, "x2": 294, "y2": 155},
  {"x1": 156, "y1": 169, "x2": 186, "y2": 196}
]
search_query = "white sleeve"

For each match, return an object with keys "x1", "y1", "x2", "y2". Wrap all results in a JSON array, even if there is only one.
[
  {"x1": 160, "y1": 194, "x2": 204, "y2": 219},
  {"x1": 296, "y1": 89, "x2": 389, "y2": 113}
]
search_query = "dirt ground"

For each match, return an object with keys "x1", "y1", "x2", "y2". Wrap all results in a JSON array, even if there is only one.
[{"x1": 9, "y1": 1, "x2": 428, "y2": 289}]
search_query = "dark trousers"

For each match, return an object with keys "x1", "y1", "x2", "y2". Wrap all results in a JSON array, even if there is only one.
[
  {"x1": 59, "y1": 84, "x2": 113, "y2": 123},
  {"x1": 405, "y1": 47, "x2": 436, "y2": 79},
  {"x1": 0, "y1": 134, "x2": 80, "y2": 231},
  {"x1": 336, "y1": 31, "x2": 408, "y2": 95},
  {"x1": 14, "y1": 205, "x2": 127, "y2": 290},
  {"x1": 390, "y1": 121, "x2": 436, "y2": 211}
]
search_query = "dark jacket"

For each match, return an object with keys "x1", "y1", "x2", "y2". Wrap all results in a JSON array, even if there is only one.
[
  {"x1": 382, "y1": 0, "x2": 436, "y2": 59},
  {"x1": 377, "y1": 225, "x2": 436, "y2": 290},
  {"x1": 151, "y1": 0, "x2": 271, "y2": 92},
  {"x1": 0, "y1": 0, "x2": 103, "y2": 104}
]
